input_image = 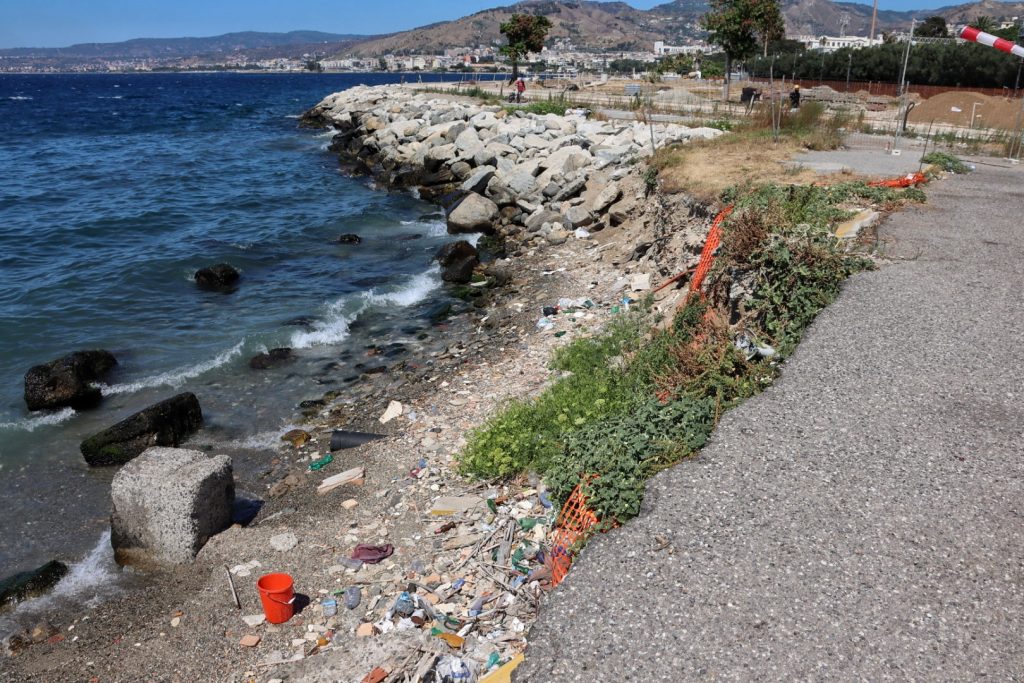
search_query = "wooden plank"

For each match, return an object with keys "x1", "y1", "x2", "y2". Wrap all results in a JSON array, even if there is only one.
[{"x1": 316, "y1": 466, "x2": 366, "y2": 495}]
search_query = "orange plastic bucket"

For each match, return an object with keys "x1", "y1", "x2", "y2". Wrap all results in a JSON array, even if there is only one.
[{"x1": 256, "y1": 573, "x2": 295, "y2": 624}]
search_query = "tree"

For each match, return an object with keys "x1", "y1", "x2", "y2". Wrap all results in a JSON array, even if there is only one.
[
  {"x1": 915, "y1": 16, "x2": 948, "y2": 38},
  {"x1": 499, "y1": 14, "x2": 553, "y2": 81},
  {"x1": 702, "y1": 0, "x2": 770, "y2": 101},
  {"x1": 971, "y1": 16, "x2": 997, "y2": 32},
  {"x1": 750, "y1": 0, "x2": 786, "y2": 57}
]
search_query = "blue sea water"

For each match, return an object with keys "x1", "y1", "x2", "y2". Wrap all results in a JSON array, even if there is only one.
[{"x1": 0, "y1": 72, "x2": 475, "y2": 578}]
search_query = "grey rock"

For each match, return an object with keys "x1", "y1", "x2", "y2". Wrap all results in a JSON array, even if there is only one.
[
  {"x1": 564, "y1": 205, "x2": 594, "y2": 228},
  {"x1": 542, "y1": 182, "x2": 560, "y2": 198},
  {"x1": 554, "y1": 177, "x2": 587, "y2": 202},
  {"x1": 110, "y1": 447, "x2": 234, "y2": 566},
  {"x1": 24, "y1": 350, "x2": 118, "y2": 412},
  {"x1": 269, "y1": 532, "x2": 298, "y2": 553},
  {"x1": 454, "y1": 127, "x2": 482, "y2": 153},
  {"x1": 434, "y1": 240, "x2": 480, "y2": 284},
  {"x1": 607, "y1": 199, "x2": 630, "y2": 226},
  {"x1": 544, "y1": 227, "x2": 570, "y2": 245},
  {"x1": 485, "y1": 180, "x2": 517, "y2": 208},
  {"x1": 503, "y1": 170, "x2": 539, "y2": 196},
  {"x1": 446, "y1": 193, "x2": 499, "y2": 234},
  {"x1": 526, "y1": 210, "x2": 566, "y2": 233},
  {"x1": 80, "y1": 392, "x2": 204, "y2": 467},
  {"x1": 592, "y1": 182, "x2": 622, "y2": 213},
  {"x1": 460, "y1": 166, "x2": 496, "y2": 194},
  {"x1": 473, "y1": 148, "x2": 497, "y2": 168},
  {"x1": 449, "y1": 161, "x2": 473, "y2": 182}
]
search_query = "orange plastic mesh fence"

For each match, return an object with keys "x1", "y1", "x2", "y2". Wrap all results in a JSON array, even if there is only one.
[
  {"x1": 687, "y1": 206, "x2": 733, "y2": 298},
  {"x1": 868, "y1": 172, "x2": 927, "y2": 188},
  {"x1": 547, "y1": 481, "x2": 600, "y2": 586}
]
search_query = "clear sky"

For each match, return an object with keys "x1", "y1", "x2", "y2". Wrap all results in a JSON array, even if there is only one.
[{"x1": 0, "y1": 0, "x2": 951, "y2": 49}]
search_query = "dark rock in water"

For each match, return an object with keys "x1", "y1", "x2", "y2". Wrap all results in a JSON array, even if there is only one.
[
  {"x1": 435, "y1": 241, "x2": 480, "y2": 284},
  {"x1": 396, "y1": 234, "x2": 423, "y2": 242},
  {"x1": 282, "y1": 316, "x2": 317, "y2": 328},
  {"x1": 0, "y1": 560, "x2": 69, "y2": 610},
  {"x1": 24, "y1": 349, "x2": 118, "y2": 412},
  {"x1": 337, "y1": 233, "x2": 362, "y2": 244},
  {"x1": 298, "y1": 399, "x2": 325, "y2": 409},
  {"x1": 418, "y1": 184, "x2": 458, "y2": 204},
  {"x1": 80, "y1": 392, "x2": 203, "y2": 467},
  {"x1": 194, "y1": 263, "x2": 240, "y2": 291},
  {"x1": 427, "y1": 302, "x2": 453, "y2": 322},
  {"x1": 249, "y1": 348, "x2": 293, "y2": 370}
]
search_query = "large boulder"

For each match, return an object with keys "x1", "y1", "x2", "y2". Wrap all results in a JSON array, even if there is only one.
[
  {"x1": 80, "y1": 392, "x2": 203, "y2": 467},
  {"x1": 110, "y1": 447, "x2": 234, "y2": 567},
  {"x1": 435, "y1": 241, "x2": 480, "y2": 284},
  {"x1": 194, "y1": 264, "x2": 240, "y2": 292},
  {"x1": 446, "y1": 193, "x2": 498, "y2": 234},
  {"x1": 24, "y1": 350, "x2": 118, "y2": 412},
  {"x1": 0, "y1": 560, "x2": 69, "y2": 610}
]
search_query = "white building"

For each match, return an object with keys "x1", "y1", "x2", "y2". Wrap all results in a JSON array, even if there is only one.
[
  {"x1": 792, "y1": 35, "x2": 882, "y2": 52},
  {"x1": 654, "y1": 41, "x2": 709, "y2": 56}
]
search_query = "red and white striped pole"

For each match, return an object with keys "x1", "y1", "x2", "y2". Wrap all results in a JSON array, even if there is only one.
[{"x1": 959, "y1": 26, "x2": 1024, "y2": 59}]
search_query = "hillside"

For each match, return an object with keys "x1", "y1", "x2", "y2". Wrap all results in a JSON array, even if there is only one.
[
  {"x1": 342, "y1": 0, "x2": 1024, "y2": 56},
  {"x1": 0, "y1": 31, "x2": 370, "y2": 60},
  {"x1": 342, "y1": 1, "x2": 683, "y2": 55}
]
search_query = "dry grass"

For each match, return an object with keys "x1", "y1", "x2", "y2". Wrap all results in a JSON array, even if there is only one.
[{"x1": 650, "y1": 132, "x2": 823, "y2": 201}]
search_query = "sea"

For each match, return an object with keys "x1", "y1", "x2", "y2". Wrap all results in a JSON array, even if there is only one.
[{"x1": 0, "y1": 71, "x2": 494, "y2": 593}]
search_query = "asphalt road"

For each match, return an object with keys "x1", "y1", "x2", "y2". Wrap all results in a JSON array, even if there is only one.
[{"x1": 520, "y1": 162, "x2": 1024, "y2": 681}]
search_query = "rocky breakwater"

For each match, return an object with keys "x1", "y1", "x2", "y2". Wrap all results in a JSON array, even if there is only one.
[{"x1": 302, "y1": 85, "x2": 724, "y2": 250}]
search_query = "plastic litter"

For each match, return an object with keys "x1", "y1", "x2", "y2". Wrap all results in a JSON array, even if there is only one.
[
  {"x1": 343, "y1": 586, "x2": 361, "y2": 610},
  {"x1": 435, "y1": 655, "x2": 474, "y2": 682},
  {"x1": 308, "y1": 453, "x2": 333, "y2": 471},
  {"x1": 734, "y1": 332, "x2": 777, "y2": 360},
  {"x1": 351, "y1": 544, "x2": 394, "y2": 564},
  {"x1": 329, "y1": 429, "x2": 386, "y2": 451},
  {"x1": 536, "y1": 317, "x2": 554, "y2": 330}
]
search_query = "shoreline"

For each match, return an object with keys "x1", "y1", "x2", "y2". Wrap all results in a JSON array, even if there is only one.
[{"x1": 1, "y1": 84, "x2": 719, "y2": 680}]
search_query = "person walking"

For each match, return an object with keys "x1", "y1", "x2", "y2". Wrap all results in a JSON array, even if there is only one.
[
  {"x1": 515, "y1": 77, "x2": 526, "y2": 103},
  {"x1": 789, "y1": 84, "x2": 801, "y2": 110}
]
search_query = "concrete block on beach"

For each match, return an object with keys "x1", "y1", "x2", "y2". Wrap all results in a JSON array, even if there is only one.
[{"x1": 110, "y1": 447, "x2": 234, "y2": 567}]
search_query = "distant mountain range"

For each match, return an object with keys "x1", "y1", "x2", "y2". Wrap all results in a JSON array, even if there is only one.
[
  {"x1": 341, "y1": 0, "x2": 1024, "y2": 55},
  {"x1": 3, "y1": 0, "x2": 1023, "y2": 67},
  {"x1": 0, "y1": 31, "x2": 370, "y2": 60}
]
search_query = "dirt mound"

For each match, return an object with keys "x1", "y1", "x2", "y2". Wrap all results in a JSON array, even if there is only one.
[{"x1": 909, "y1": 91, "x2": 1023, "y2": 130}]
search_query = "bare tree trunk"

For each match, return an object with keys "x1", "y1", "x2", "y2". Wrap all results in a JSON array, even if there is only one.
[{"x1": 722, "y1": 53, "x2": 732, "y2": 103}]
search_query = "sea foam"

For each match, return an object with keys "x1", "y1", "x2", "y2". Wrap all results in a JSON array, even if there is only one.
[
  {"x1": 0, "y1": 407, "x2": 77, "y2": 433},
  {"x1": 98, "y1": 340, "x2": 245, "y2": 396}
]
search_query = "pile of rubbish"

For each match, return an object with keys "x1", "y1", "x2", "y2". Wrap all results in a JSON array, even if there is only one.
[{"x1": 244, "y1": 464, "x2": 563, "y2": 682}]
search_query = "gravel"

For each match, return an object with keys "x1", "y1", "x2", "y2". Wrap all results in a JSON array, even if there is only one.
[{"x1": 519, "y1": 163, "x2": 1024, "y2": 681}]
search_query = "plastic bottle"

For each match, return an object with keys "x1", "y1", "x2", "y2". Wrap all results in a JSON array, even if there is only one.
[{"x1": 343, "y1": 586, "x2": 361, "y2": 610}]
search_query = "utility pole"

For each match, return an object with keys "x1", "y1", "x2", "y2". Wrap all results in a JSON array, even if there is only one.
[
  {"x1": 869, "y1": 0, "x2": 879, "y2": 43},
  {"x1": 892, "y1": 19, "x2": 915, "y2": 153},
  {"x1": 846, "y1": 51, "x2": 853, "y2": 92}
]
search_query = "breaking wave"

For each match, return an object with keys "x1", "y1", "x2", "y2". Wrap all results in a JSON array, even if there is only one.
[
  {"x1": 0, "y1": 407, "x2": 77, "y2": 433},
  {"x1": 97, "y1": 340, "x2": 246, "y2": 395}
]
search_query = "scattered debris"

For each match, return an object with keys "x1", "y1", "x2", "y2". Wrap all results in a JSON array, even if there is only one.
[
  {"x1": 429, "y1": 495, "x2": 484, "y2": 516},
  {"x1": 316, "y1": 467, "x2": 366, "y2": 495},
  {"x1": 239, "y1": 634, "x2": 261, "y2": 648},
  {"x1": 378, "y1": 400, "x2": 403, "y2": 424}
]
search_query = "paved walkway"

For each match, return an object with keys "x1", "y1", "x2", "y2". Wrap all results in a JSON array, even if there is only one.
[{"x1": 520, "y1": 162, "x2": 1024, "y2": 681}]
